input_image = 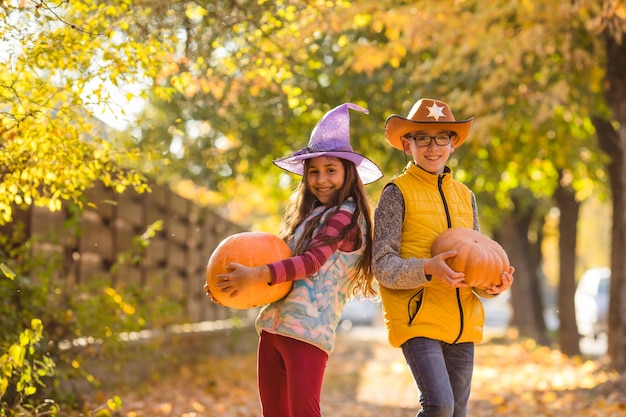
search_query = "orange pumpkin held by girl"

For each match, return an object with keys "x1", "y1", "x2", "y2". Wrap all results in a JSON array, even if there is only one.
[{"x1": 205, "y1": 232, "x2": 293, "y2": 309}]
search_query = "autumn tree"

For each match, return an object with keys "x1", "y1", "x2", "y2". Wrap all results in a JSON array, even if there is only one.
[
  {"x1": 128, "y1": 0, "x2": 608, "y2": 347},
  {"x1": 344, "y1": 0, "x2": 625, "y2": 366},
  {"x1": 99, "y1": 0, "x2": 624, "y2": 368},
  {"x1": 1, "y1": 0, "x2": 178, "y2": 409},
  {"x1": 581, "y1": 0, "x2": 626, "y2": 371},
  {"x1": 0, "y1": 0, "x2": 178, "y2": 225}
]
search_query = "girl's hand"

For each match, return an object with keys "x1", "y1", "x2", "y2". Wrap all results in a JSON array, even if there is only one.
[
  {"x1": 425, "y1": 251, "x2": 469, "y2": 288},
  {"x1": 215, "y1": 263, "x2": 272, "y2": 297},
  {"x1": 203, "y1": 282, "x2": 223, "y2": 306},
  {"x1": 485, "y1": 266, "x2": 515, "y2": 295}
]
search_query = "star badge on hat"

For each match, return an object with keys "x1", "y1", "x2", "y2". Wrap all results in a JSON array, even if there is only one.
[
  {"x1": 427, "y1": 103, "x2": 446, "y2": 121},
  {"x1": 384, "y1": 98, "x2": 474, "y2": 150}
]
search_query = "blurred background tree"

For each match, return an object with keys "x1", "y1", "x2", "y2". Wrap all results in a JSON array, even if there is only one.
[
  {"x1": 124, "y1": 0, "x2": 625, "y2": 368},
  {"x1": 119, "y1": 0, "x2": 623, "y2": 362}
]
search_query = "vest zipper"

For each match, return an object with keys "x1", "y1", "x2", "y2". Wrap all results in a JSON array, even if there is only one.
[
  {"x1": 452, "y1": 288, "x2": 464, "y2": 343},
  {"x1": 439, "y1": 174, "x2": 464, "y2": 343},
  {"x1": 437, "y1": 175, "x2": 452, "y2": 229}
]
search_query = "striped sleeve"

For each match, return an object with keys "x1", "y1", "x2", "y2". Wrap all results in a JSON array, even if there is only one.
[{"x1": 267, "y1": 208, "x2": 355, "y2": 284}]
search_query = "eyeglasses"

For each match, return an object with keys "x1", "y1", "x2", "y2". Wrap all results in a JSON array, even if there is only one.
[{"x1": 405, "y1": 134, "x2": 454, "y2": 147}]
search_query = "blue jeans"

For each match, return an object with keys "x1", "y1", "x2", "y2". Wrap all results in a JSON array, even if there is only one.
[{"x1": 401, "y1": 337, "x2": 474, "y2": 417}]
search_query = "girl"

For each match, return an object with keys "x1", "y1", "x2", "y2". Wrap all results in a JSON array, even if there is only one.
[{"x1": 210, "y1": 103, "x2": 383, "y2": 417}]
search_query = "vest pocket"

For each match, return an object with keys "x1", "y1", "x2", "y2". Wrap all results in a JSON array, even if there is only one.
[{"x1": 407, "y1": 288, "x2": 424, "y2": 326}]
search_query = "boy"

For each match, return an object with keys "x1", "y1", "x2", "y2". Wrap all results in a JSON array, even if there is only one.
[{"x1": 372, "y1": 98, "x2": 514, "y2": 417}]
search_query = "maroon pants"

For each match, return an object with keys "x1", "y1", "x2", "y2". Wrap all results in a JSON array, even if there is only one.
[{"x1": 257, "y1": 331, "x2": 329, "y2": 417}]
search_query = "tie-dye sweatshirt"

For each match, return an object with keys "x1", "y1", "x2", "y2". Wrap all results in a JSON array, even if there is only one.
[{"x1": 256, "y1": 198, "x2": 366, "y2": 355}]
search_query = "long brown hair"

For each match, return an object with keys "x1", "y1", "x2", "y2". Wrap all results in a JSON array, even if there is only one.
[{"x1": 278, "y1": 158, "x2": 376, "y2": 297}]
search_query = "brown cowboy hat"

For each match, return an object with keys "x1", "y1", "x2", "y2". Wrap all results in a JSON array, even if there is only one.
[{"x1": 384, "y1": 98, "x2": 474, "y2": 150}]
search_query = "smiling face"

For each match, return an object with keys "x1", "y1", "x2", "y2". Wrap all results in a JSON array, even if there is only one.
[
  {"x1": 401, "y1": 129, "x2": 457, "y2": 174},
  {"x1": 305, "y1": 156, "x2": 346, "y2": 204}
]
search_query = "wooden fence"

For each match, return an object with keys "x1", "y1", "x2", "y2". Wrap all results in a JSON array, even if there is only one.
[
  {"x1": 1, "y1": 181, "x2": 271, "y2": 392},
  {"x1": 6, "y1": 181, "x2": 247, "y2": 325}
]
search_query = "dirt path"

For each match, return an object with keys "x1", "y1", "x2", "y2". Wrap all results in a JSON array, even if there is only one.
[{"x1": 75, "y1": 325, "x2": 625, "y2": 417}]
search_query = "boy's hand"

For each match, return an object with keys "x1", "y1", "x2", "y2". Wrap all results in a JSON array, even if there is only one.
[
  {"x1": 485, "y1": 266, "x2": 515, "y2": 295},
  {"x1": 425, "y1": 251, "x2": 469, "y2": 288}
]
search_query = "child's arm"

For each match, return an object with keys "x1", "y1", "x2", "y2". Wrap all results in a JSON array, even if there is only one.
[
  {"x1": 267, "y1": 206, "x2": 356, "y2": 284},
  {"x1": 215, "y1": 206, "x2": 355, "y2": 295},
  {"x1": 373, "y1": 185, "x2": 467, "y2": 290},
  {"x1": 372, "y1": 185, "x2": 433, "y2": 290}
]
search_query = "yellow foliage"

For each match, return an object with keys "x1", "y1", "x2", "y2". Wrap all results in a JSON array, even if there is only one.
[{"x1": 1, "y1": 0, "x2": 176, "y2": 225}]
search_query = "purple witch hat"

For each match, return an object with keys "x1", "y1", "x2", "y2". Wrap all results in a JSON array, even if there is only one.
[{"x1": 273, "y1": 103, "x2": 383, "y2": 184}]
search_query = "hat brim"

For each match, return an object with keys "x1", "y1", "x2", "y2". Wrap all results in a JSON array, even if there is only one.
[
  {"x1": 384, "y1": 116, "x2": 474, "y2": 150},
  {"x1": 273, "y1": 150, "x2": 383, "y2": 185}
]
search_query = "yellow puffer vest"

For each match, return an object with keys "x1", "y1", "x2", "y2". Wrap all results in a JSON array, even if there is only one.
[{"x1": 379, "y1": 163, "x2": 485, "y2": 347}]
